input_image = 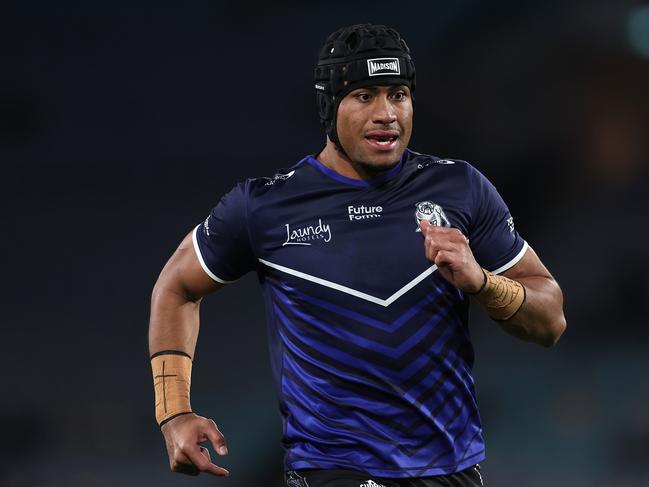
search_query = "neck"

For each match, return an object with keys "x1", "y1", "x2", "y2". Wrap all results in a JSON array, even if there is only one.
[{"x1": 317, "y1": 139, "x2": 393, "y2": 180}]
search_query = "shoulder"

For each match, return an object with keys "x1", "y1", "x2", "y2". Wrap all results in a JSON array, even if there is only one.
[
  {"x1": 212, "y1": 157, "x2": 312, "y2": 211},
  {"x1": 403, "y1": 149, "x2": 478, "y2": 181},
  {"x1": 238, "y1": 156, "x2": 312, "y2": 199},
  {"x1": 402, "y1": 150, "x2": 502, "y2": 213}
]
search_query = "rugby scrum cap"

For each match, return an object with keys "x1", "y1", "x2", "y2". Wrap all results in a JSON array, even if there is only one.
[{"x1": 314, "y1": 24, "x2": 416, "y2": 153}]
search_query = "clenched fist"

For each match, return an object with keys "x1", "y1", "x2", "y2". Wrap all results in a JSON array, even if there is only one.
[
  {"x1": 161, "y1": 413, "x2": 230, "y2": 477},
  {"x1": 419, "y1": 220, "x2": 485, "y2": 294}
]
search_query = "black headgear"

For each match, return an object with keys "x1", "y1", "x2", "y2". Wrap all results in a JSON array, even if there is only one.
[{"x1": 314, "y1": 24, "x2": 416, "y2": 154}]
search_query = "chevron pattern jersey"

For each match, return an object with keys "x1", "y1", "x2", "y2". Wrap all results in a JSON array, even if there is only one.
[{"x1": 193, "y1": 149, "x2": 527, "y2": 477}]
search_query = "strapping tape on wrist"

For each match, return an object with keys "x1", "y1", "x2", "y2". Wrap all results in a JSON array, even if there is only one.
[
  {"x1": 473, "y1": 269, "x2": 526, "y2": 321},
  {"x1": 151, "y1": 351, "x2": 193, "y2": 426}
]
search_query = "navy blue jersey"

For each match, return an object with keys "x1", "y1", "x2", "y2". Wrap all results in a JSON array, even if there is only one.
[{"x1": 193, "y1": 149, "x2": 527, "y2": 477}]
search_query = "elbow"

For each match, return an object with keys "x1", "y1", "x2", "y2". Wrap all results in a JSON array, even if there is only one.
[
  {"x1": 536, "y1": 282, "x2": 567, "y2": 347},
  {"x1": 151, "y1": 272, "x2": 202, "y2": 307},
  {"x1": 150, "y1": 272, "x2": 177, "y2": 309},
  {"x1": 151, "y1": 276, "x2": 167, "y2": 307},
  {"x1": 539, "y1": 315, "x2": 567, "y2": 348}
]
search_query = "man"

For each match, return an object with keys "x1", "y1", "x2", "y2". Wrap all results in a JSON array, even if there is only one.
[{"x1": 149, "y1": 24, "x2": 566, "y2": 487}]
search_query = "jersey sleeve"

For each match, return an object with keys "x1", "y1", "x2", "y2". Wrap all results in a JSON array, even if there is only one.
[
  {"x1": 192, "y1": 181, "x2": 256, "y2": 283},
  {"x1": 467, "y1": 165, "x2": 528, "y2": 274}
]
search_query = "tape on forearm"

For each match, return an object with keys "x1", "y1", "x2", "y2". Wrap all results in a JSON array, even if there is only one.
[
  {"x1": 472, "y1": 269, "x2": 526, "y2": 321},
  {"x1": 151, "y1": 351, "x2": 193, "y2": 426}
]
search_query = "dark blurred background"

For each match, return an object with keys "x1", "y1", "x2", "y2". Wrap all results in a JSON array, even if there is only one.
[{"x1": 2, "y1": 1, "x2": 648, "y2": 486}]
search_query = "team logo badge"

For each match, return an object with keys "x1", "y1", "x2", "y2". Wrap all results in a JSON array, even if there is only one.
[
  {"x1": 286, "y1": 471, "x2": 309, "y2": 487},
  {"x1": 414, "y1": 201, "x2": 450, "y2": 231},
  {"x1": 360, "y1": 481, "x2": 386, "y2": 487}
]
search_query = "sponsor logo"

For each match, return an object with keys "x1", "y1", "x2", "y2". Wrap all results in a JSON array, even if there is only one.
[
  {"x1": 367, "y1": 57, "x2": 400, "y2": 76},
  {"x1": 283, "y1": 219, "x2": 332, "y2": 246},
  {"x1": 348, "y1": 204, "x2": 383, "y2": 221},
  {"x1": 414, "y1": 201, "x2": 450, "y2": 231},
  {"x1": 202, "y1": 216, "x2": 210, "y2": 236},
  {"x1": 286, "y1": 471, "x2": 309, "y2": 487},
  {"x1": 360, "y1": 481, "x2": 386, "y2": 487},
  {"x1": 417, "y1": 158, "x2": 456, "y2": 169},
  {"x1": 265, "y1": 170, "x2": 295, "y2": 186},
  {"x1": 314, "y1": 83, "x2": 326, "y2": 91},
  {"x1": 506, "y1": 216, "x2": 515, "y2": 233}
]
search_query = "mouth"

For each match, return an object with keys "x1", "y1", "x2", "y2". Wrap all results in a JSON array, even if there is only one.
[{"x1": 364, "y1": 131, "x2": 400, "y2": 151}]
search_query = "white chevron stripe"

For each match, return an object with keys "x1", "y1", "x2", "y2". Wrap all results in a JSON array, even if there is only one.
[
  {"x1": 259, "y1": 241, "x2": 528, "y2": 306},
  {"x1": 258, "y1": 258, "x2": 437, "y2": 307}
]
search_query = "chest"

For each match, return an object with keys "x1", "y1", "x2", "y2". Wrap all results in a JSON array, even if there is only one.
[{"x1": 253, "y1": 178, "x2": 472, "y2": 300}]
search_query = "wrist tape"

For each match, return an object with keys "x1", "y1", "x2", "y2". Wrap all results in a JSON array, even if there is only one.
[
  {"x1": 473, "y1": 269, "x2": 526, "y2": 321},
  {"x1": 151, "y1": 351, "x2": 193, "y2": 426}
]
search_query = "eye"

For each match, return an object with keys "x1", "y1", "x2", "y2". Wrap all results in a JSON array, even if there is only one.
[
  {"x1": 391, "y1": 90, "x2": 408, "y2": 101},
  {"x1": 355, "y1": 92, "x2": 371, "y2": 102}
]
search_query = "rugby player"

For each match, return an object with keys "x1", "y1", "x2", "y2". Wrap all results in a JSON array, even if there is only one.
[{"x1": 149, "y1": 24, "x2": 566, "y2": 487}]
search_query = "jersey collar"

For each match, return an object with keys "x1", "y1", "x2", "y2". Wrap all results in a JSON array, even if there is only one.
[{"x1": 306, "y1": 150, "x2": 407, "y2": 187}]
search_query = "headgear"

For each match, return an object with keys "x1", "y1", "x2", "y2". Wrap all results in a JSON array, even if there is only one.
[{"x1": 314, "y1": 24, "x2": 416, "y2": 154}]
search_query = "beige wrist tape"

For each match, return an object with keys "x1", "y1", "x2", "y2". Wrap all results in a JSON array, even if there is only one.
[
  {"x1": 151, "y1": 351, "x2": 193, "y2": 426},
  {"x1": 473, "y1": 269, "x2": 526, "y2": 321}
]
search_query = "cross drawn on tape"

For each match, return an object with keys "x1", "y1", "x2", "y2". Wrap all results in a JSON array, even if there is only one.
[{"x1": 154, "y1": 360, "x2": 177, "y2": 414}]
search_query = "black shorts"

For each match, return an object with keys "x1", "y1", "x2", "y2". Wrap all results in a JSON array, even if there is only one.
[{"x1": 285, "y1": 465, "x2": 483, "y2": 487}]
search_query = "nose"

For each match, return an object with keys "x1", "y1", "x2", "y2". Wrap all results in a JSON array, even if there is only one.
[{"x1": 372, "y1": 94, "x2": 397, "y2": 124}]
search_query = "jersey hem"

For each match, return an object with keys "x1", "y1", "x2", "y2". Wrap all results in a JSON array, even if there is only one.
[
  {"x1": 285, "y1": 451, "x2": 486, "y2": 478},
  {"x1": 490, "y1": 240, "x2": 528, "y2": 275},
  {"x1": 191, "y1": 225, "x2": 235, "y2": 284}
]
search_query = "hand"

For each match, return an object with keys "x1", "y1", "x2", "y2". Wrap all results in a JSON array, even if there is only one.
[
  {"x1": 160, "y1": 413, "x2": 230, "y2": 477},
  {"x1": 419, "y1": 220, "x2": 484, "y2": 293}
]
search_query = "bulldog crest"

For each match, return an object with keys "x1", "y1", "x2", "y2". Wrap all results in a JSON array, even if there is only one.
[{"x1": 415, "y1": 201, "x2": 450, "y2": 231}]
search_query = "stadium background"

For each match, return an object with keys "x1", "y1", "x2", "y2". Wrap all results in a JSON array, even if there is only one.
[{"x1": 2, "y1": 1, "x2": 648, "y2": 486}]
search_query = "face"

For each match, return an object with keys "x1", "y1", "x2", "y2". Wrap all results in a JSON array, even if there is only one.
[{"x1": 336, "y1": 84, "x2": 413, "y2": 174}]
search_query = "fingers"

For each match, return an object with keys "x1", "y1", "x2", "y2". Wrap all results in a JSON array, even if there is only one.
[
  {"x1": 422, "y1": 232, "x2": 456, "y2": 263},
  {"x1": 419, "y1": 220, "x2": 466, "y2": 241},
  {"x1": 419, "y1": 219, "x2": 454, "y2": 234},
  {"x1": 420, "y1": 223, "x2": 468, "y2": 261},
  {"x1": 183, "y1": 443, "x2": 230, "y2": 477},
  {"x1": 203, "y1": 419, "x2": 229, "y2": 456},
  {"x1": 432, "y1": 249, "x2": 458, "y2": 268},
  {"x1": 419, "y1": 221, "x2": 485, "y2": 292},
  {"x1": 171, "y1": 442, "x2": 229, "y2": 477},
  {"x1": 170, "y1": 451, "x2": 200, "y2": 476},
  {"x1": 200, "y1": 446, "x2": 211, "y2": 462},
  {"x1": 165, "y1": 416, "x2": 230, "y2": 477}
]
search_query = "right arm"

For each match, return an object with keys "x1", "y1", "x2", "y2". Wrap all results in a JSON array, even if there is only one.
[{"x1": 149, "y1": 230, "x2": 229, "y2": 477}]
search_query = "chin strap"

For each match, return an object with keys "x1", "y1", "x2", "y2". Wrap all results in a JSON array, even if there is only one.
[{"x1": 317, "y1": 90, "x2": 348, "y2": 157}]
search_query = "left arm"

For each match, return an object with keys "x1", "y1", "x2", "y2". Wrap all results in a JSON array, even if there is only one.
[
  {"x1": 420, "y1": 220, "x2": 566, "y2": 347},
  {"x1": 497, "y1": 246, "x2": 566, "y2": 346}
]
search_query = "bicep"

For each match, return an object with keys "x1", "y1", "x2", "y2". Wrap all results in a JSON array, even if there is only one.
[
  {"x1": 498, "y1": 245, "x2": 566, "y2": 346},
  {"x1": 155, "y1": 231, "x2": 225, "y2": 302},
  {"x1": 501, "y1": 246, "x2": 552, "y2": 280}
]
